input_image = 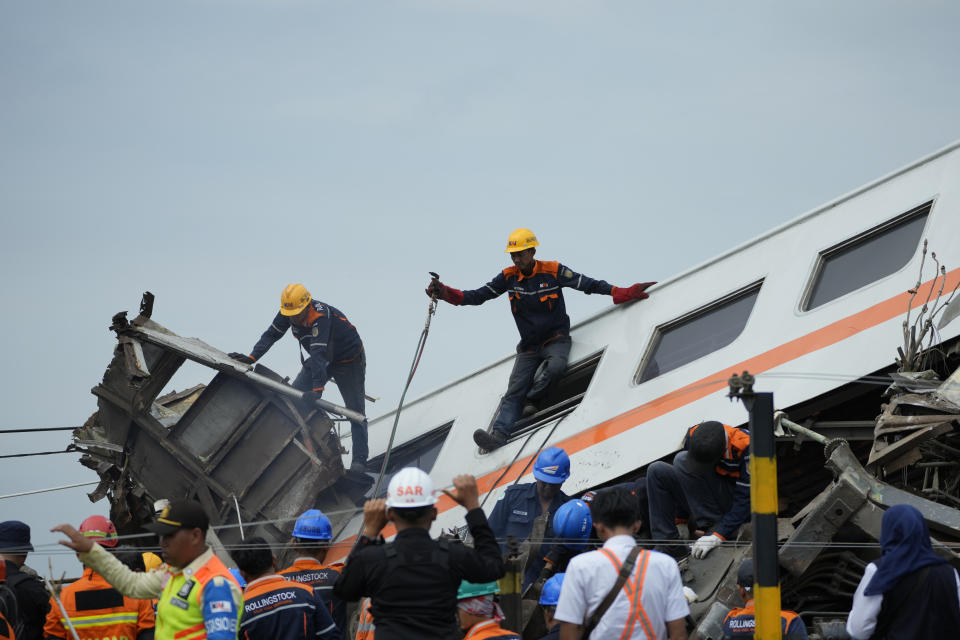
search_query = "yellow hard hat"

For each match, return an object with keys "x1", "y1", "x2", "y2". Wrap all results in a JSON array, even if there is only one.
[
  {"x1": 142, "y1": 552, "x2": 162, "y2": 572},
  {"x1": 505, "y1": 228, "x2": 539, "y2": 253},
  {"x1": 280, "y1": 283, "x2": 312, "y2": 316}
]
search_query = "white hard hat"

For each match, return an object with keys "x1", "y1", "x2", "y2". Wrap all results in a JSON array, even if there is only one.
[{"x1": 386, "y1": 467, "x2": 437, "y2": 508}]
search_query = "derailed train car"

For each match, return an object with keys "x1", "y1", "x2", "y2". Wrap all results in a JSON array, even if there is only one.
[{"x1": 74, "y1": 140, "x2": 960, "y2": 637}]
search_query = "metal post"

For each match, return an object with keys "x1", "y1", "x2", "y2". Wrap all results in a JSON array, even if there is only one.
[
  {"x1": 747, "y1": 392, "x2": 782, "y2": 640},
  {"x1": 499, "y1": 535, "x2": 523, "y2": 633},
  {"x1": 728, "y1": 372, "x2": 782, "y2": 640}
]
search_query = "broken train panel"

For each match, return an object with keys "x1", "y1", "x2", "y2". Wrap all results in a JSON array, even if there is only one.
[{"x1": 74, "y1": 296, "x2": 355, "y2": 558}]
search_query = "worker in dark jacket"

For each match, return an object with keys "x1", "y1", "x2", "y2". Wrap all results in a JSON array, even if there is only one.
[
  {"x1": 487, "y1": 447, "x2": 570, "y2": 590},
  {"x1": 536, "y1": 573, "x2": 565, "y2": 640},
  {"x1": 232, "y1": 536, "x2": 340, "y2": 640},
  {"x1": 229, "y1": 283, "x2": 368, "y2": 470},
  {"x1": 724, "y1": 558, "x2": 808, "y2": 639},
  {"x1": 427, "y1": 228, "x2": 655, "y2": 451},
  {"x1": 646, "y1": 421, "x2": 750, "y2": 559},
  {"x1": 0, "y1": 521, "x2": 49, "y2": 640},
  {"x1": 333, "y1": 469, "x2": 504, "y2": 640},
  {"x1": 279, "y1": 509, "x2": 346, "y2": 633}
]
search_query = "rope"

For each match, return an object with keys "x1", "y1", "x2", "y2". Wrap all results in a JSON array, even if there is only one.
[{"x1": 351, "y1": 289, "x2": 438, "y2": 550}]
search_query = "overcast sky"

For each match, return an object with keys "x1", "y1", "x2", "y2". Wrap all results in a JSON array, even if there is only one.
[{"x1": 2, "y1": 1, "x2": 959, "y2": 575}]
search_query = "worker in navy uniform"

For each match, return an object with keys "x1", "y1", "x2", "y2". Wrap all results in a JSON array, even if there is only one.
[
  {"x1": 427, "y1": 228, "x2": 655, "y2": 451},
  {"x1": 0, "y1": 520, "x2": 49, "y2": 640},
  {"x1": 536, "y1": 573, "x2": 565, "y2": 640},
  {"x1": 487, "y1": 447, "x2": 571, "y2": 590},
  {"x1": 723, "y1": 558, "x2": 808, "y2": 639},
  {"x1": 278, "y1": 509, "x2": 345, "y2": 633},
  {"x1": 231, "y1": 536, "x2": 340, "y2": 640},
  {"x1": 229, "y1": 283, "x2": 368, "y2": 471},
  {"x1": 526, "y1": 499, "x2": 592, "y2": 601},
  {"x1": 646, "y1": 421, "x2": 751, "y2": 559},
  {"x1": 333, "y1": 469, "x2": 504, "y2": 640}
]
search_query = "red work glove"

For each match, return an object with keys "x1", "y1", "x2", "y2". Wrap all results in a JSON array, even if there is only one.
[
  {"x1": 425, "y1": 280, "x2": 464, "y2": 306},
  {"x1": 612, "y1": 282, "x2": 656, "y2": 305}
]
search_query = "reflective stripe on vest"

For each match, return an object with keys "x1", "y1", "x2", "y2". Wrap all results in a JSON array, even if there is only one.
[
  {"x1": 354, "y1": 598, "x2": 374, "y2": 640},
  {"x1": 65, "y1": 611, "x2": 140, "y2": 628},
  {"x1": 155, "y1": 555, "x2": 237, "y2": 640},
  {"x1": 598, "y1": 547, "x2": 655, "y2": 639}
]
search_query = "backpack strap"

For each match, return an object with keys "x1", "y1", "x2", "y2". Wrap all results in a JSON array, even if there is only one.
[
  {"x1": 432, "y1": 537, "x2": 451, "y2": 571},
  {"x1": 583, "y1": 546, "x2": 642, "y2": 638}
]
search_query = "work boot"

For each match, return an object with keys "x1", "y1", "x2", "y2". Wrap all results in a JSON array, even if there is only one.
[
  {"x1": 350, "y1": 460, "x2": 367, "y2": 473},
  {"x1": 473, "y1": 429, "x2": 507, "y2": 452},
  {"x1": 521, "y1": 403, "x2": 539, "y2": 418}
]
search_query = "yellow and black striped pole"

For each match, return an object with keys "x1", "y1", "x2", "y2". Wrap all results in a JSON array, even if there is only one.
[{"x1": 748, "y1": 391, "x2": 782, "y2": 639}]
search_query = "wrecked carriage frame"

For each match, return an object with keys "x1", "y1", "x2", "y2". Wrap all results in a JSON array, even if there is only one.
[{"x1": 76, "y1": 292, "x2": 365, "y2": 553}]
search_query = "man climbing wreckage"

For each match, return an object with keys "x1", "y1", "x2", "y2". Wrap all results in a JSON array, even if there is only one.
[
  {"x1": 426, "y1": 228, "x2": 656, "y2": 451},
  {"x1": 646, "y1": 420, "x2": 751, "y2": 559},
  {"x1": 229, "y1": 283, "x2": 369, "y2": 471}
]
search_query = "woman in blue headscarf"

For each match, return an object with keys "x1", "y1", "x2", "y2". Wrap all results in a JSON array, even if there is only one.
[{"x1": 846, "y1": 504, "x2": 960, "y2": 639}]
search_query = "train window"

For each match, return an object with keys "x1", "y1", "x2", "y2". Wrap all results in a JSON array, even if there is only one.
[
  {"x1": 803, "y1": 202, "x2": 931, "y2": 311},
  {"x1": 364, "y1": 421, "x2": 453, "y2": 499},
  {"x1": 636, "y1": 282, "x2": 762, "y2": 384},
  {"x1": 506, "y1": 351, "x2": 603, "y2": 441}
]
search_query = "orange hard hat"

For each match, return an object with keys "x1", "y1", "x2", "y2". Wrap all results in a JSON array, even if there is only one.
[{"x1": 79, "y1": 515, "x2": 118, "y2": 548}]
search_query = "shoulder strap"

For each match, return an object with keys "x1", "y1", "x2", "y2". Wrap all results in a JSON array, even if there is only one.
[
  {"x1": 432, "y1": 537, "x2": 451, "y2": 570},
  {"x1": 583, "y1": 546, "x2": 642, "y2": 638}
]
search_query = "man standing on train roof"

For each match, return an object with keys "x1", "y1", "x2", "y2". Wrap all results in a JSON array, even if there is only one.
[
  {"x1": 645, "y1": 421, "x2": 751, "y2": 560},
  {"x1": 426, "y1": 228, "x2": 655, "y2": 451},
  {"x1": 228, "y1": 283, "x2": 369, "y2": 471},
  {"x1": 279, "y1": 509, "x2": 346, "y2": 633},
  {"x1": 487, "y1": 447, "x2": 571, "y2": 589}
]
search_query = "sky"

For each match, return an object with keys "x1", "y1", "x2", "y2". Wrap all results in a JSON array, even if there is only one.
[{"x1": 2, "y1": 0, "x2": 959, "y2": 576}]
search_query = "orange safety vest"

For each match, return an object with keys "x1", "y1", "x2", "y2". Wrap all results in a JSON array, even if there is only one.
[
  {"x1": 598, "y1": 547, "x2": 655, "y2": 640},
  {"x1": 0, "y1": 612, "x2": 13, "y2": 640},
  {"x1": 686, "y1": 423, "x2": 750, "y2": 479},
  {"x1": 354, "y1": 598, "x2": 374, "y2": 640},
  {"x1": 43, "y1": 568, "x2": 155, "y2": 640},
  {"x1": 462, "y1": 618, "x2": 520, "y2": 639}
]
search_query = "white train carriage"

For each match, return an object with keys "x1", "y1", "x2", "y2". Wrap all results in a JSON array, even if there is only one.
[{"x1": 331, "y1": 140, "x2": 960, "y2": 557}]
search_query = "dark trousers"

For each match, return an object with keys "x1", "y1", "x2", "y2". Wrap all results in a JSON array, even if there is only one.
[
  {"x1": 492, "y1": 337, "x2": 571, "y2": 437},
  {"x1": 293, "y1": 352, "x2": 369, "y2": 465},
  {"x1": 646, "y1": 451, "x2": 733, "y2": 540}
]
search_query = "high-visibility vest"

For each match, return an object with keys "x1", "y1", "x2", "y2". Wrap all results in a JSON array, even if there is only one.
[
  {"x1": 462, "y1": 619, "x2": 520, "y2": 639},
  {"x1": 598, "y1": 547, "x2": 655, "y2": 638},
  {"x1": 354, "y1": 598, "x2": 374, "y2": 640},
  {"x1": 155, "y1": 554, "x2": 239, "y2": 640},
  {"x1": 43, "y1": 569, "x2": 154, "y2": 640}
]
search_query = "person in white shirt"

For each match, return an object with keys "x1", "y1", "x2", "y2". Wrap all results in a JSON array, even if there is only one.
[{"x1": 554, "y1": 487, "x2": 689, "y2": 640}]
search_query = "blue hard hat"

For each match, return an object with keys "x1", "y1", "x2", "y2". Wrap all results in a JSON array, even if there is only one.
[
  {"x1": 552, "y1": 500, "x2": 592, "y2": 549},
  {"x1": 533, "y1": 447, "x2": 570, "y2": 484},
  {"x1": 539, "y1": 573, "x2": 565, "y2": 606},
  {"x1": 229, "y1": 567, "x2": 247, "y2": 588},
  {"x1": 292, "y1": 509, "x2": 333, "y2": 540}
]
